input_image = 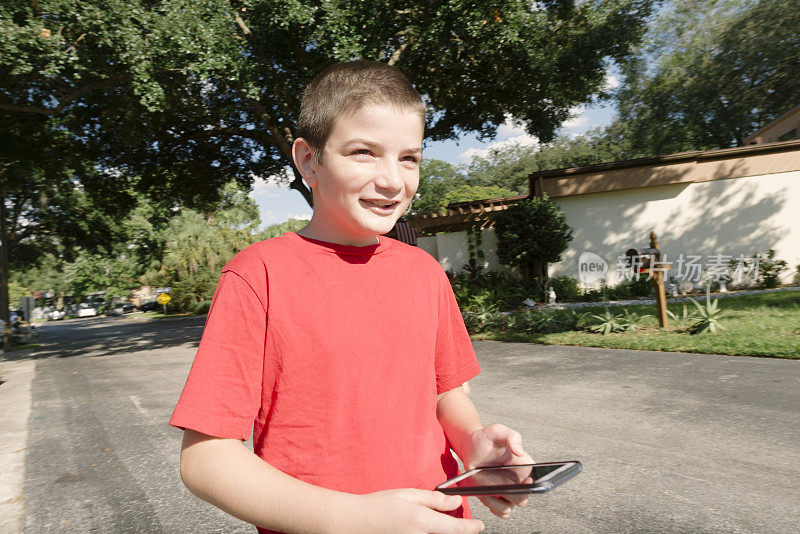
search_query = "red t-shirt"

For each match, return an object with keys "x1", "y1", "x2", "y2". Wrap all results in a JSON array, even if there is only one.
[{"x1": 170, "y1": 232, "x2": 480, "y2": 533}]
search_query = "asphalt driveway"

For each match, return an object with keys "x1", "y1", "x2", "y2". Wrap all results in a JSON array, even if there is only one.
[{"x1": 1, "y1": 317, "x2": 798, "y2": 533}]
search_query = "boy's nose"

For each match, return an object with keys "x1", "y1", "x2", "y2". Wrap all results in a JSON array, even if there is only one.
[{"x1": 373, "y1": 160, "x2": 404, "y2": 192}]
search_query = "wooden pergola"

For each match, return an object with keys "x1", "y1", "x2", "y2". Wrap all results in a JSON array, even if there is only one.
[{"x1": 406, "y1": 194, "x2": 529, "y2": 236}]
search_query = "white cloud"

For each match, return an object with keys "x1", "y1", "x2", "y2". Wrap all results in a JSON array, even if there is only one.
[
  {"x1": 561, "y1": 105, "x2": 590, "y2": 131},
  {"x1": 563, "y1": 114, "x2": 588, "y2": 129},
  {"x1": 604, "y1": 74, "x2": 620, "y2": 90},
  {"x1": 495, "y1": 114, "x2": 528, "y2": 139},
  {"x1": 249, "y1": 167, "x2": 296, "y2": 200},
  {"x1": 260, "y1": 210, "x2": 277, "y2": 224},
  {"x1": 459, "y1": 133, "x2": 539, "y2": 161},
  {"x1": 286, "y1": 213, "x2": 312, "y2": 221},
  {"x1": 250, "y1": 177, "x2": 283, "y2": 199}
]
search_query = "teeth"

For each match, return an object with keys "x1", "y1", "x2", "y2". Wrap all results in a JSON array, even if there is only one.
[{"x1": 368, "y1": 200, "x2": 396, "y2": 207}]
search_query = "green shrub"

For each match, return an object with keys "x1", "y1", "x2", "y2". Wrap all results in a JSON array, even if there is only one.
[
  {"x1": 494, "y1": 195, "x2": 573, "y2": 292},
  {"x1": 548, "y1": 276, "x2": 581, "y2": 302},
  {"x1": 170, "y1": 269, "x2": 219, "y2": 312},
  {"x1": 577, "y1": 287, "x2": 605, "y2": 302},
  {"x1": 452, "y1": 270, "x2": 537, "y2": 311},
  {"x1": 505, "y1": 309, "x2": 584, "y2": 335},
  {"x1": 192, "y1": 301, "x2": 212, "y2": 315},
  {"x1": 758, "y1": 249, "x2": 787, "y2": 288}
]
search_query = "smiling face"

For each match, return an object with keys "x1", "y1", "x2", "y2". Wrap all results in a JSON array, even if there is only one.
[{"x1": 292, "y1": 103, "x2": 424, "y2": 246}]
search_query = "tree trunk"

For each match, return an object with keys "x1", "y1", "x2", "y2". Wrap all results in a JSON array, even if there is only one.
[
  {"x1": 289, "y1": 167, "x2": 313, "y2": 208},
  {"x1": 0, "y1": 192, "x2": 13, "y2": 350},
  {"x1": 522, "y1": 261, "x2": 549, "y2": 301}
]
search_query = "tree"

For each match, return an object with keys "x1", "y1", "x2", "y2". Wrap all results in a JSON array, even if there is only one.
[
  {"x1": 2, "y1": 0, "x2": 655, "y2": 209},
  {"x1": 257, "y1": 218, "x2": 308, "y2": 240},
  {"x1": 0, "y1": 121, "x2": 139, "y2": 346},
  {"x1": 613, "y1": 0, "x2": 800, "y2": 155},
  {"x1": 464, "y1": 129, "x2": 630, "y2": 192},
  {"x1": 410, "y1": 159, "x2": 467, "y2": 215},
  {"x1": 494, "y1": 194, "x2": 573, "y2": 292},
  {"x1": 9, "y1": 189, "x2": 174, "y2": 311},
  {"x1": 142, "y1": 180, "x2": 263, "y2": 308}
]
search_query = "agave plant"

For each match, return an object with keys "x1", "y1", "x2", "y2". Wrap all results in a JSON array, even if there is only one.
[
  {"x1": 586, "y1": 308, "x2": 649, "y2": 334},
  {"x1": 587, "y1": 309, "x2": 627, "y2": 335},
  {"x1": 621, "y1": 309, "x2": 651, "y2": 332},
  {"x1": 667, "y1": 302, "x2": 697, "y2": 322},
  {"x1": 687, "y1": 292, "x2": 727, "y2": 334}
]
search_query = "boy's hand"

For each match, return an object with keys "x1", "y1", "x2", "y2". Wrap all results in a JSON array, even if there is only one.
[
  {"x1": 464, "y1": 423, "x2": 534, "y2": 519},
  {"x1": 356, "y1": 489, "x2": 485, "y2": 534}
]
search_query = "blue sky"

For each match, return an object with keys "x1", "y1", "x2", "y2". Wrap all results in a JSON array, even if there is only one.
[{"x1": 250, "y1": 76, "x2": 619, "y2": 228}]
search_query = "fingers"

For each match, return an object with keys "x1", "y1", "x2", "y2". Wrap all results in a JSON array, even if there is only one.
[
  {"x1": 399, "y1": 489, "x2": 463, "y2": 512},
  {"x1": 482, "y1": 424, "x2": 525, "y2": 454},
  {"x1": 407, "y1": 491, "x2": 485, "y2": 534},
  {"x1": 478, "y1": 495, "x2": 514, "y2": 518},
  {"x1": 505, "y1": 492, "x2": 529, "y2": 508},
  {"x1": 478, "y1": 493, "x2": 530, "y2": 518},
  {"x1": 428, "y1": 516, "x2": 485, "y2": 534}
]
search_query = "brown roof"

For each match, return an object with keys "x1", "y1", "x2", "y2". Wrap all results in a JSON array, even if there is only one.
[
  {"x1": 743, "y1": 104, "x2": 800, "y2": 145},
  {"x1": 408, "y1": 138, "x2": 800, "y2": 235},
  {"x1": 407, "y1": 194, "x2": 527, "y2": 235},
  {"x1": 528, "y1": 137, "x2": 800, "y2": 181}
]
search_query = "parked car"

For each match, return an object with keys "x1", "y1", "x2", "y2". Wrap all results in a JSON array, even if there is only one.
[
  {"x1": 139, "y1": 301, "x2": 160, "y2": 312},
  {"x1": 48, "y1": 309, "x2": 66, "y2": 320},
  {"x1": 9, "y1": 311, "x2": 22, "y2": 325},
  {"x1": 77, "y1": 303, "x2": 98, "y2": 317},
  {"x1": 105, "y1": 303, "x2": 135, "y2": 316}
]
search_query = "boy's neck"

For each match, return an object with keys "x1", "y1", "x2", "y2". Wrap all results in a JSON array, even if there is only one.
[{"x1": 297, "y1": 219, "x2": 380, "y2": 247}]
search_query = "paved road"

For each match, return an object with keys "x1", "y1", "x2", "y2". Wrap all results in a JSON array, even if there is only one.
[{"x1": 1, "y1": 316, "x2": 798, "y2": 533}]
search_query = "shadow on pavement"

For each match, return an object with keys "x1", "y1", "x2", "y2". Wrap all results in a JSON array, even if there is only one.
[{"x1": 0, "y1": 316, "x2": 205, "y2": 361}]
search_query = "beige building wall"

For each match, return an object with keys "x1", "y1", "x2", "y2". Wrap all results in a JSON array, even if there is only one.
[
  {"x1": 418, "y1": 228, "x2": 513, "y2": 274},
  {"x1": 548, "y1": 170, "x2": 800, "y2": 286}
]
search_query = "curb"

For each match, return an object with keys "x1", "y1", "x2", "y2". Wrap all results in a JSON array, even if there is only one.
[{"x1": 0, "y1": 359, "x2": 36, "y2": 534}]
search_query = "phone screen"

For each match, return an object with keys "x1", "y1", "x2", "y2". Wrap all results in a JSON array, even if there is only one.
[{"x1": 436, "y1": 461, "x2": 581, "y2": 495}]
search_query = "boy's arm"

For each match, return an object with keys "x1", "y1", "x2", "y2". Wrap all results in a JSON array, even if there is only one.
[
  {"x1": 179, "y1": 429, "x2": 485, "y2": 534},
  {"x1": 436, "y1": 387, "x2": 534, "y2": 519}
]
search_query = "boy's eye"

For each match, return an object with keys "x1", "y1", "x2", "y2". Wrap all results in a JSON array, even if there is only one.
[
  {"x1": 402, "y1": 155, "x2": 420, "y2": 164},
  {"x1": 352, "y1": 149, "x2": 373, "y2": 156}
]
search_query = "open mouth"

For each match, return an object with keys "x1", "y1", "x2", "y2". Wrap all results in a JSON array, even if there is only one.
[{"x1": 360, "y1": 198, "x2": 400, "y2": 212}]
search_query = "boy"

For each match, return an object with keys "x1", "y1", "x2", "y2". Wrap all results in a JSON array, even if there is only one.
[{"x1": 171, "y1": 60, "x2": 532, "y2": 533}]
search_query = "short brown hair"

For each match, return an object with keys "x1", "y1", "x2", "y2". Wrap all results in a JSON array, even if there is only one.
[{"x1": 297, "y1": 60, "x2": 425, "y2": 160}]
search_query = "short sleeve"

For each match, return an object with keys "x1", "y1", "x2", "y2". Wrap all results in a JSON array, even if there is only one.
[
  {"x1": 169, "y1": 269, "x2": 268, "y2": 440},
  {"x1": 434, "y1": 269, "x2": 480, "y2": 394}
]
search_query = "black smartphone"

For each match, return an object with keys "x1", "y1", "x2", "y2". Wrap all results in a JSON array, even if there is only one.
[{"x1": 435, "y1": 461, "x2": 582, "y2": 495}]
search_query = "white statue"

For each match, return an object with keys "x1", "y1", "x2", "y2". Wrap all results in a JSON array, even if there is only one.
[{"x1": 547, "y1": 287, "x2": 557, "y2": 304}]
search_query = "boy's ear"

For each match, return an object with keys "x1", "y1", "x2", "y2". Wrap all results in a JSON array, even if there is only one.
[{"x1": 292, "y1": 138, "x2": 318, "y2": 188}]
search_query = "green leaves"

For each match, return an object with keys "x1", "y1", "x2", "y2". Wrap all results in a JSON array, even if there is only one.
[
  {"x1": 687, "y1": 294, "x2": 728, "y2": 335},
  {"x1": 585, "y1": 308, "x2": 650, "y2": 335},
  {"x1": 494, "y1": 194, "x2": 574, "y2": 273},
  {"x1": 613, "y1": 0, "x2": 800, "y2": 155}
]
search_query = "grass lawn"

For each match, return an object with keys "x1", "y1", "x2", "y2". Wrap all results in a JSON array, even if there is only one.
[{"x1": 474, "y1": 290, "x2": 800, "y2": 359}]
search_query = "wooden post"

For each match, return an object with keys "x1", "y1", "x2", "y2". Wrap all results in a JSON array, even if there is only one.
[{"x1": 649, "y1": 231, "x2": 669, "y2": 328}]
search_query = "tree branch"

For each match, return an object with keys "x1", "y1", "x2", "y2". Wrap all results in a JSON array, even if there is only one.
[
  {"x1": 0, "y1": 74, "x2": 129, "y2": 117},
  {"x1": 239, "y1": 93, "x2": 294, "y2": 160},
  {"x1": 388, "y1": 37, "x2": 415, "y2": 67},
  {"x1": 289, "y1": 167, "x2": 313, "y2": 207},
  {"x1": 233, "y1": 12, "x2": 252, "y2": 35},
  {"x1": 175, "y1": 126, "x2": 272, "y2": 145},
  {"x1": 244, "y1": 96, "x2": 313, "y2": 206},
  {"x1": 8, "y1": 194, "x2": 25, "y2": 244},
  {"x1": 65, "y1": 33, "x2": 86, "y2": 54}
]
